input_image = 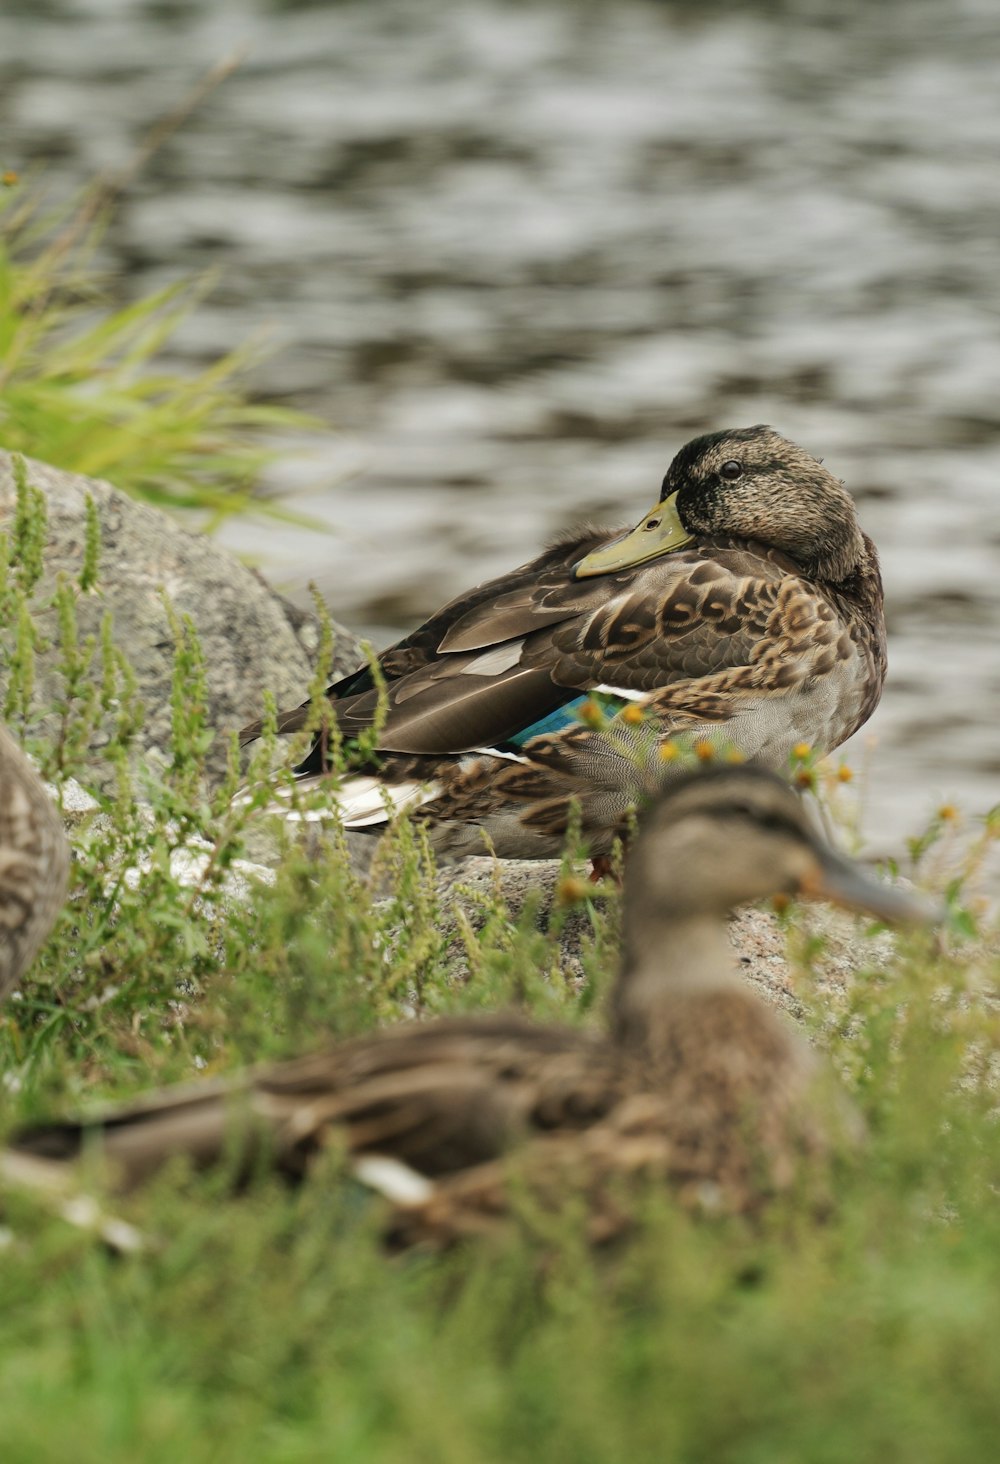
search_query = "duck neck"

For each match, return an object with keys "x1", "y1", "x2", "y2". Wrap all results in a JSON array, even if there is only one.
[{"x1": 610, "y1": 904, "x2": 738, "y2": 1053}]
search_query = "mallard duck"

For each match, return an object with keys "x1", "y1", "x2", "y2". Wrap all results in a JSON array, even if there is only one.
[
  {"x1": 4, "y1": 767, "x2": 931, "y2": 1241},
  {"x1": 242, "y1": 426, "x2": 886, "y2": 861},
  {"x1": 0, "y1": 724, "x2": 69, "y2": 1001}
]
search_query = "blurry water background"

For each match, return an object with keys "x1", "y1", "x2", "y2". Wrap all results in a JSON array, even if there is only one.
[{"x1": 2, "y1": 0, "x2": 998, "y2": 849}]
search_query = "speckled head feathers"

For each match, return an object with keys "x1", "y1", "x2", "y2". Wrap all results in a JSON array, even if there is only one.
[
  {"x1": 624, "y1": 764, "x2": 822, "y2": 927},
  {"x1": 661, "y1": 425, "x2": 867, "y2": 583}
]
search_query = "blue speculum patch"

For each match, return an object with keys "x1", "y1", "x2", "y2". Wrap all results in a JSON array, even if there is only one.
[{"x1": 505, "y1": 692, "x2": 627, "y2": 747}]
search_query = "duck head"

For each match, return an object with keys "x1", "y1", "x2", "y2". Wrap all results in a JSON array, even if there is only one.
[
  {"x1": 623, "y1": 764, "x2": 936, "y2": 943},
  {"x1": 575, "y1": 425, "x2": 866, "y2": 584}
]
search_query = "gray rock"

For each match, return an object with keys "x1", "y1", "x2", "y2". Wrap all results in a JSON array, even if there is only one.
[
  {"x1": 433, "y1": 854, "x2": 903, "y2": 1028},
  {"x1": 727, "y1": 903, "x2": 897, "y2": 1025},
  {"x1": 433, "y1": 857, "x2": 610, "y2": 993},
  {"x1": 46, "y1": 777, "x2": 100, "y2": 825},
  {"x1": 0, "y1": 452, "x2": 362, "y2": 789},
  {"x1": 230, "y1": 817, "x2": 910, "y2": 1026}
]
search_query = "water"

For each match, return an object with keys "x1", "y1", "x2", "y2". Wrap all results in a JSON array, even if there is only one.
[{"x1": 3, "y1": 0, "x2": 999, "y2": 849}]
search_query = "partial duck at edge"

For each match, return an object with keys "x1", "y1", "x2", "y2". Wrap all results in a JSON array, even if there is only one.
[{"x1": 0, "y1": 723, "x2": 68, "y2": 1002}]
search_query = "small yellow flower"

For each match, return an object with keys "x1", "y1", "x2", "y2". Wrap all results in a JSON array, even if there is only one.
[
  {"x1": 724, "y1": 747, "x2": 745, "y2": 764},
  {"x1": 659, "y1": 740, "x2": 679, "y2": 762},
  {"x1": 1, "y1": 170, "x2": 19, "y2": 187},
  {"x1": 576, "y1": 700, "x2": 602, "y2": 727},
  {"x1": 792, "y1": 742, "x2": 812, "y2": 761},
  {"x1": 937, "y1": 803, "x2": 959, "y2": 823},
  {"x1": 836, "y1": 765, "x2": 853, "y2": 783},
  {"x1": 693, "y1": 738, "x2": 715, "y2": 762},
  {"x1": 794, "y1": 768, "x2": 816, "y2": 790},
  {"x1": 620, "y1": 703, "x2": 645, "y2": 725},
  {"x1": 555, "y1": 875, "x2": 589, "y2": 907}
]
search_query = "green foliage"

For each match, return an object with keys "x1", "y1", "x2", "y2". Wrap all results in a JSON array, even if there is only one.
[
  {"x1": 0, "y1": 462, "x2": 596, "y2": 1091},
  {"x1": 1, "y1": 468, "x2": 1000, "y2": 1461},
  {"x1": 0, "y1": 180, "x2": 321, "y2": 527}
]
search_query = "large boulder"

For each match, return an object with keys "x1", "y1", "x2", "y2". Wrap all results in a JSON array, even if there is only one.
[{"x1": 0, "y1": 452, "x2": 361, "y2": 788}]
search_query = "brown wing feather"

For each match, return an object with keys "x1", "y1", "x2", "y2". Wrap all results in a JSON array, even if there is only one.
[
  {"x1": 328, "y1": 665, "x2": 564, "y2": 755},
  {"x1": 525, "y1": 543, "x2": 796, "y2": 693},
  {"x1": 239, "y1": 527, "x2": 617, "y2": 746},
  {"x1": 377, "y1": 527, "x2": 616, "y2": 661},
  {"x1": 7, "y1": 1016, "x2": 616, "y2": 1192},
  {"x1": 436, "y1": 570, "x2": 620, "y2": 653}
]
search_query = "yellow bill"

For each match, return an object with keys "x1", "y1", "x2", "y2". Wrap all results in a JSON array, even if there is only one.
[{"x1": 574, "y1": 490, "x2": 694, "y2": 578}]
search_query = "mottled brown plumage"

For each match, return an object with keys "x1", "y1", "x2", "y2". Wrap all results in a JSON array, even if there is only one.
[
  {"x1": 0, "y1": 724, "x2": 69, "y2": 1001},
  {"x1": 241, "y1": 426, "x2": 886, "y2": 860},
  {"x1": 5, "y1": 768, "x2": 931, "y2": 1244}
]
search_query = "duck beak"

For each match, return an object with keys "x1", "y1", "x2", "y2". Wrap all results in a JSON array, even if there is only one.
[
  {"x1": 800, "y1": 846, "x2": 941, "y2": 927},
  {"x1": 574, "y1": 490, "x2": 694, "y2": 578}
]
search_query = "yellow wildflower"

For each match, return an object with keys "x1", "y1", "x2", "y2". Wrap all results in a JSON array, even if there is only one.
[{"x1": 555, "y1": 875, "x2": 589, "y2": 907}]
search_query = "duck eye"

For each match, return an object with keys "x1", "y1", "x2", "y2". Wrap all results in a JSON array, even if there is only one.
[{"x1": 720, "y1": 460, "x2": 743, "y2": 481}]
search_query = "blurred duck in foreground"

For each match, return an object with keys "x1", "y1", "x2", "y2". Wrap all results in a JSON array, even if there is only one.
[
  {"x1": 5, "y1": 768, "x2": 933, "y2": 1247},
  {"x1": 241, "y1": 425, "x2": 886, "y2": 862}
]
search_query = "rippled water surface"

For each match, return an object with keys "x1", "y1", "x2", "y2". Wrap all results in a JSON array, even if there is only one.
[{"x1": 3, "y1": 0, "x2": 999, "y2": 846}]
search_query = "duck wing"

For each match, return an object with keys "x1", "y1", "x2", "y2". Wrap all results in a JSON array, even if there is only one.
[
  {"x1": 520, "y1": 540, "x2": 829, "y2": 693},
  {"x1": 342, "y1": 540, "x2": 840, "y2": 757},
  {"x1": 244, "y1": 534, "x2": 855, "y2": 778},
  {"x1": 239, "y1": 527, "x2": 619, "y2": 744},
  {"x1": 382, "y1": 990, "x2": 853, "y2": 1250},
  {"x1": 4, "y1": 1016, "x2": 619, "y2": 1195}
]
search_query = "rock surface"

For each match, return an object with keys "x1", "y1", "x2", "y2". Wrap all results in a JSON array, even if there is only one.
[
  {"x1": 432, "y1": 854, "x2": 899, "y2": 1028},
  {"x1": 0, "y1": 452, "x2": 362, "y2": 788},
  {"x1": 133, "y1": 813, "x2": 890, "y2": 1031}
]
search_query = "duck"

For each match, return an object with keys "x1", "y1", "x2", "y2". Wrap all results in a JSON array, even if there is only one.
[
  {"x1": 3, "y1": 767, "x2": 932, "y2": 1243},
  {"x1": 240, "y1": 426, "x2": 886, "y2": 862},
  {"x1": 0, "y1": 723, "x2": 69, "y2": 1002}
]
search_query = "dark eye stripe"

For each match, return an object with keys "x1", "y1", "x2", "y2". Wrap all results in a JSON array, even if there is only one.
[{"x1": 697, "y1": 802, "x2": 806, "y2": 841}]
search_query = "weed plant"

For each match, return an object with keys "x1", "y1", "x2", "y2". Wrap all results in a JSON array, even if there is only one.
[
  {"x1": 0, "y1": 176, "x2": 318, "y2": 527},
  {"x1": 0, "y1": 467, "x2": 999, "y2": 1463}
]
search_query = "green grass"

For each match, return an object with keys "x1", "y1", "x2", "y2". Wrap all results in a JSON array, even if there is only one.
[
  {"x1": 0, "y1": 174, "x2": 320, "y2": 527},
  {"x1": 1, "y1": 462, "x2": 999, "y2": 1463}
]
